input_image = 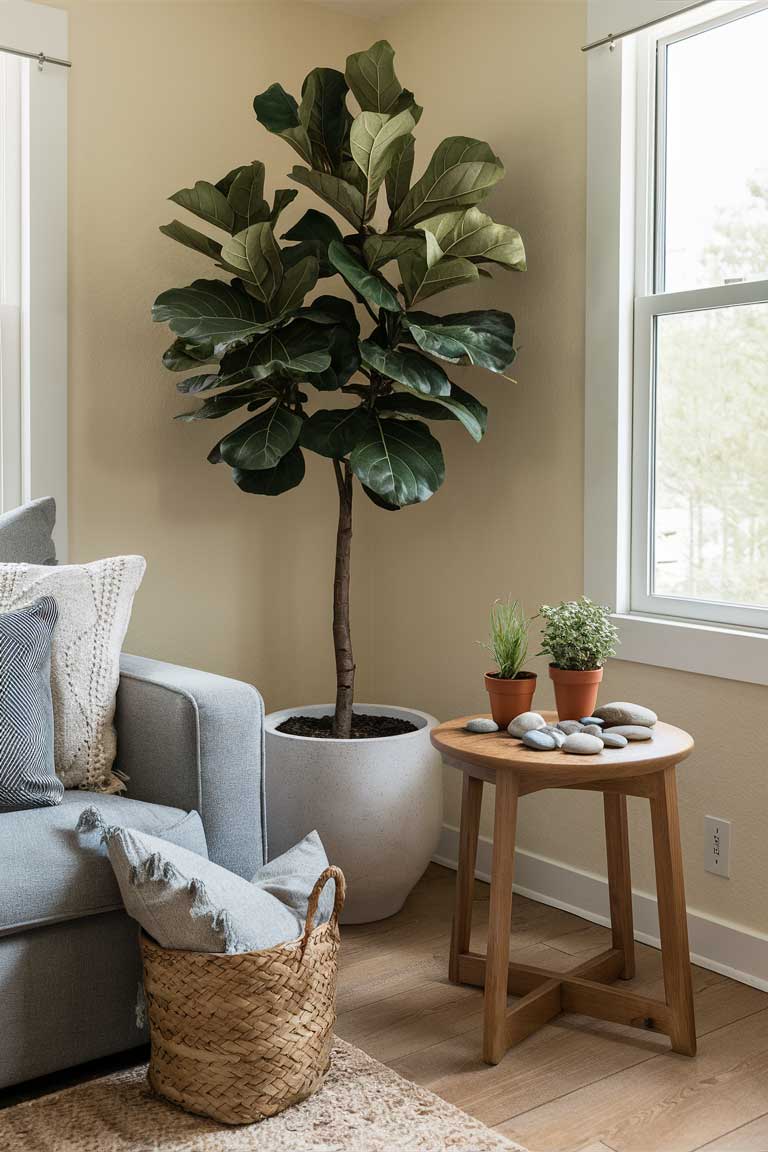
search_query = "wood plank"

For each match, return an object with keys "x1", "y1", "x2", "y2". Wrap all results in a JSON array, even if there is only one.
[
  {"x1": 458, "y1": 948, "x2": 626, "y2": 997},
  {"x1": 450, "y1": 773, "x2": 483, "y2": 982},
  {"x1": 560, "y1": 978, "x2": 670, "y2": 1035},
  {"x1": 604, "y1": 793, "x2": 635, "y2": 979},
  {"x1": 696, "y1": 1112, "x2": 768, "y2": 1151},
  {"x1": 502, "y1": 1008, "x2": 768, "y2": 1152},
  {"x1": 650, "y1": 767, "x2": 697, "y2": 1055},
  {"x1": 505, "y1": 980, "x2": 562, "y2": 1047},
  {"x1": 483, "y1": 770, "x2": 519, "y2": 1064}
]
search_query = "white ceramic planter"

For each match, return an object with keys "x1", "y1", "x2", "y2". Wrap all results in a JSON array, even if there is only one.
[{"x1": 265, "y1": 704, "x2": 443, "y2": 924}]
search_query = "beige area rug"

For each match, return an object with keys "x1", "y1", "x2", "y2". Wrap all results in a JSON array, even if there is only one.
[{"x1": 1, "y1": 1038, "x2": 527, "y2": 1152}]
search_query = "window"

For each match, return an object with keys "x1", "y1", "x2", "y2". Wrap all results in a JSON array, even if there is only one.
[
  {"x1": 585, "y1": 0, "x2": 768, "y2": 683},
  {"x1": 0, "y1": 3, "x2": 68, "y2": 554}
]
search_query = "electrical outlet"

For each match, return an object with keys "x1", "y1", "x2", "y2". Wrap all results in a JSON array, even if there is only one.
[{"x1": 705, "y1": 816, "x2": 731, "y2": 877}]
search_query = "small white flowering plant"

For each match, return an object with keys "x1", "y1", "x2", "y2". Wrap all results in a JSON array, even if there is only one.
[{"x1": 538, "y1": 597, "x2": 618, "y2": 671}]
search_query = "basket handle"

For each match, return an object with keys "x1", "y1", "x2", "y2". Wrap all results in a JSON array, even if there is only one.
[{"x1": 302, "y1": 865, "x2": 346, "y2": 948}]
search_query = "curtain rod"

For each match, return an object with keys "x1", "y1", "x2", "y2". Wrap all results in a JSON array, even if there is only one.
[
  {"x1": 581, "y1": 0, "x2": 713, "y2": 51},
  {"x1": 0, "y1": 44, "x2": 71, "y2": 69}
]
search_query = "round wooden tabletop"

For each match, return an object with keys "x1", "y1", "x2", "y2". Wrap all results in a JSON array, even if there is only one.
[{"x1": 431, "y1": 711, "x2": 694, "y2": 789}]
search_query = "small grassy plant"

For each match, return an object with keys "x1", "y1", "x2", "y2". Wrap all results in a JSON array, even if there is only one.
[
  {"x1": 482, "y1": 597, "x2": 529, "y2": 679},
  {"x1": 538, "y1": 597, "x2": 618, "y2": 671}
]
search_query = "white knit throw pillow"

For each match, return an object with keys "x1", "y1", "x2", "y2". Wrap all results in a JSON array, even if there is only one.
[{"x1": 0, "y1": 556, "x2": 145, "y2": 791}]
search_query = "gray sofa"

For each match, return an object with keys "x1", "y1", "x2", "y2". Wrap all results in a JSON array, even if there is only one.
[{"x1": 0, "y1": 501, "x2": 267, "y2": 1089}]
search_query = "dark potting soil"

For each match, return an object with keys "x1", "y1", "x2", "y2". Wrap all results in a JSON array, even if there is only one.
[{"x1": 276, "y1": 713, "x2": 418, "y2": 739}]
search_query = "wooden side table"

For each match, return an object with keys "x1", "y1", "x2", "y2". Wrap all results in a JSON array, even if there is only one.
[{"x1": 431, "y1": 712, "x2": 696, "y2": 1066}]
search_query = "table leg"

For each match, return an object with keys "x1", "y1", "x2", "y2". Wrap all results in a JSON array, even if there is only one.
[
  {"x1": 449, "y1": 773, "x2": 483, "y2": 983},
  {"x1": 483, "y1": 771, "x2": 519, "y2": 1065},
  {"x1": 650, "y1": 766, "x2": 697, "y2": 1056},
  {"x1": 604, "y1": 793, "x2": 635, "y2": 979}
]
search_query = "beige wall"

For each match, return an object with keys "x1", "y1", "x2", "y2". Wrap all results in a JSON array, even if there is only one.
[{"x1": 59, "y1": 0, "x2": 766, "y2": 937}]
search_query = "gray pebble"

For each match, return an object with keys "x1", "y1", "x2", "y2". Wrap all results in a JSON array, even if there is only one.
[
  {"x1": 547, "y1": 728, "x2": 566, "y2": 748},
  {"x1": 562, "y1": 733, "x2": 604, "y2": 755},
  {"x1": 603, "y1": 725, "x2": 653, "y2": 741},
  {"x1": 582, "y1": 724, "x2": 604, "y2": 739},
  {"x1": 522, "y1": 729, "x2": 558, "y2": 751},
  {"x1": 557, "y1": 720, "x2": 584, "y2": 735},
  {"x1": 601, "y1": 732, "x2": 629, "y2": 748},
  {"x1": 594, "y1": 701, "x2": 657, "y2": 727},
  {"x1": 508, "y1": 711, "x2": 547, "y2": 738},
  {"x1": 465, "y1": 718, "x2": 499, "y2": 733},
  {"x1": 579, "y1": 716, "x2": 605, "y2": 728}
]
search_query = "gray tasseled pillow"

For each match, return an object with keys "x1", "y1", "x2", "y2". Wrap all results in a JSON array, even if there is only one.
[
  {"x1": 77, "y1": 806, "x2": 301, "y2": 953},
  {"x1": 252, "y1": 830, "x2": 334, "y2": 927},
  {"x1": 0, "y1": 498, "x2": 56, "y2": 564}
]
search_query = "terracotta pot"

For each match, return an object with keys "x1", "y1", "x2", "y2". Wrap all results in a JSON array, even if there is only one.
[
  {"x1": 548, "y1": 665, "x2": 603, "y2": 720},
  {"x1": 484, "y1": 671, "x2": 537, "y2": 728}
]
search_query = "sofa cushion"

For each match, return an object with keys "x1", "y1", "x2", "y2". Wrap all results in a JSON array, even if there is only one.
[
  {"x1": 0, "y1": 498, "x2": 56, "y2": 565},
  {"x1": 0, "y1": 791, "x2": 207, "y2": 937}
]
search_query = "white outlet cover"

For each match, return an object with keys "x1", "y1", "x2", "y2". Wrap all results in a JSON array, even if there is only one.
[{"x1": 705, "y1": 815, "x2": 731, "y2": 878}]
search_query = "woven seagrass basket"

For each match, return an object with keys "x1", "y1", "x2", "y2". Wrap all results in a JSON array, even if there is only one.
[{"x1": 140, "y1": 865, "x2": 345, "y2": 1125}]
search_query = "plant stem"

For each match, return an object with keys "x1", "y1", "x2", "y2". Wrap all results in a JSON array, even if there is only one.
[{"x1": 332, "y1": 458, "x2": 355, "y2": 738}]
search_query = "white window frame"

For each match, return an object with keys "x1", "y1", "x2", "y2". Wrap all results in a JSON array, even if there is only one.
[
  {"x1": 585, "y1": 0, "x2": 768, "y2": 685},
  {"x1": 0, "y1": 2, "x2": 68, "y2": 557}
]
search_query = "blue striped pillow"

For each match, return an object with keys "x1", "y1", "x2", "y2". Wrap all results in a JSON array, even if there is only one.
[{"x1": 0, "y1": 596, "x2": 62, "y2": 811}]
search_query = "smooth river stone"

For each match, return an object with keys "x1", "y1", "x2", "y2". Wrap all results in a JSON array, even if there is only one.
[
  {"x1": 579, "y1": 716, "x2": 605, "y2": 728},
  {"x1": 562, "y1": 733, "x2": 604, "y2": 755},
  {"x1": 465, "y1": 718, "x2": 499, "y2": 733},
  {"x1": 601, "y1": 732, "x2": 629, "y2": 748},
  {"x1": 522, "y1": 729, "x2": 558, "y2": 751},
  {"x1": 582, "y1": 724, "x2": 604, "y2": 739},
  {"x1": 594, "y1": 701, "x2": 657, "y2": 727},
  {"x1": 545, "y1": 728, "x2": 566, "y2": 748},
  {"x1": 604, "y1": 725, "x2": 653, "y2": 741},
  {"x1": 508, "y1": 712, "x2": 547, "y2": 738},
  {"x1": 556, "y1": 720, "x2": 584, "y2": 735}
]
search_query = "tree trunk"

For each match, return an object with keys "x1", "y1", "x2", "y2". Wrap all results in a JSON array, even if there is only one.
[{"x1": 332, "y1": 459, "x2": 355, "y2": 738}]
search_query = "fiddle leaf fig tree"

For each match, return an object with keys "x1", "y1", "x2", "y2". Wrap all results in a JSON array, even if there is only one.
[{"x1": 153, "y1": 40, "x2": 526, "y2": 739}]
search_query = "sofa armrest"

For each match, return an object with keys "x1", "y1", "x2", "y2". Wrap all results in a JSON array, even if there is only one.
[{"x1": 115, "y1": 653, "x2": 266, "y2": 878}]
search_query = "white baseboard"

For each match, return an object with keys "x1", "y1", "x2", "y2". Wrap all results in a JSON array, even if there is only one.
[{"x1": 434, "y1": 824, "x2": 768, "y2": 992}]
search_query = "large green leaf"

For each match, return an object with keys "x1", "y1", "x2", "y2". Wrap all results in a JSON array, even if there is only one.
[
  {"x1": 253, "y1": 84, "x2": 313, "y2": 164},
  {"x1": 227, "y1": 162, "x2": 270, "y2": 231},
  {"x1": 327, "y1": 240, "x2": 401, "y2": 312},
  {"x1": 163, "y1": 337, "x2": 217, "y2": 372},
  {"x1": 176, "y1": 382, "x2": 276, "y2": 421},
  {"x1": 272, "y1": 255, "x2": 319, "y2": 314},
  {"x1": 399, "y1": 249, "x2": 479, "y2": 304},
  {"x1": 345, "y1": 40, "x2": 403, "y2": 114},
  {"x1": 418, "y1": 207, "x2": 526, "y2": 270},
  {"x1": 359, "y1": 340, "x2": 450, "y2": 397},
  {"x1": 349, "y1": 415, "x2": 444, "y2": 506},
  {"x1": 282, "y1": 209, "x2": 343, "y2": 276},
  {"x1": 385, "y1": 134, "x2": 415, "y2": 215},
  {"x1": 172, "y1": 323, "x2": 330, "y2": 395},
  {"x1": 170, "y1": 181, "x2": 236, "y2": 233},
  {"x1": 350, "y1": 109, "x2": 415, "y2": 220},
  {"x1": 159, "y1": 220, "x2": 223, "y2": 262},
  {"x1": 362, "y1": 231, "x2": 422, "y2": 270},
  {"x1": 406, "y1": 309, "x2": 516, "y2": 373},
  {"x1": 299, "y1": 68, "x2": 350, "y2": 170},
  {"x1": 289, "y1": 168, "x2": 364, "y2": 228},
  {"x1": 153, "y1": 279, "x2": 272, "y2": 346},
  {"x1": 300, "y1": 406, "x2": 369, "y2": 458},
  {"x1": 221, "y1": 223, "x2": 283, "y2": 306},
  {"x1": 233, "y1": 444, "x2": 305, "y2": 495},
  {"x1": 219, "y1": 402, "x2": 302, "y2": 469},
  {"x1": 270, "y1": 188, "x2": 298, "y2": 224},
  {"x1": 376, "y1": 381, "x2": 487, "y2": 441},
  {"x1": 215, "y1": 166, "x2": 248, "y2": 196},
  {"x1": 393, "y1": 137, "x2": 504, "y2": 230}
]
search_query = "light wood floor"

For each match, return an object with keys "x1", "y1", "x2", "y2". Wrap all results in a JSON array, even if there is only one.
[{"x1": 336, "y1": 864, "x2": 768, "y2": 1152}]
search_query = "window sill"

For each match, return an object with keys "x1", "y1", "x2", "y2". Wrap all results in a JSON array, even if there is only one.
[{"x1": 611, "y1": 612, "x2": 768, "y2": 686}]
